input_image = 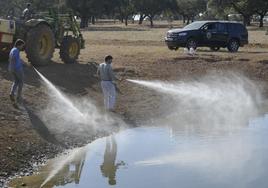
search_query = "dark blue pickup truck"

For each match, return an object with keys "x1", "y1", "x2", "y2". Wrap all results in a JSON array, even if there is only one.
[{"x1": 165, "y1": 21, "x2": 248, "y2": 52}]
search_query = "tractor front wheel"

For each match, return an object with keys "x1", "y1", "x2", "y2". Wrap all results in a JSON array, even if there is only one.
[
  {"x1": 25, "y1": 24, "x2": 55, "y2": 66},
  {"x1": 60, "y1": 36, "x2": 81, "y2": 64}
]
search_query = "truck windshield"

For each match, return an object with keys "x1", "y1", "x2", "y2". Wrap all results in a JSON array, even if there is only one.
[{"x1": 183, "y1": 22, "x2": 205, "y2": 30}]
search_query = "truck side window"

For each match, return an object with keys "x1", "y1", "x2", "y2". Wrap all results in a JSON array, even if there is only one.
[
  {"x1": 207, "y1": 23, "x2": 217, "y2": 31},
  {"x1": 217, "y1": 23, "x2": 226, "y2": 32}
]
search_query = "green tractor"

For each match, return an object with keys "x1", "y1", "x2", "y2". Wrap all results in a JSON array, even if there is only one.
[{"x1": 0, "y1": 10, "x2": 85, "y2": 65}]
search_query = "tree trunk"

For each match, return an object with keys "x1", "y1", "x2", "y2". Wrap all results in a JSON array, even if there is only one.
[
  {"x1": 132, "y1": 16, "x2": 135, "y2": 24},
  {"x1": 139, "y1": 14, "x2": 145, "y2": 25},
  {"x1": 80, "y1": 16, "x2": 88, "y2": 28},
  {"x1": 86, "y1": 18, "x2": 89, "y2": 27},
  {"x1": 91, "y1": 16, "x2": 96, "y2": 25},
  {"x1": 183, "y1": 15, "x2": 186, "y2": 23},
  {"x1": 243, "y1": 15, "x2": 251, "y2": 26},
  {"x1": 259, "y1": 14, "x2": 265, "y2": 27},
  {"x1": 225, "y1": 14, "x2": 229, "y2": 20},
  {"x1": 186, "y1": 16, "x2": 190, "y2": 24},
  {"x1": 149, "y1": 16, "x2": 154, "y2": 27},
  {"x1": 125, "y1": 16, "x2": 128, "y2": 26}
]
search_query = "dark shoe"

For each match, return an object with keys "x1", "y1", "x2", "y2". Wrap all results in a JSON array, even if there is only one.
[
  {"x1": 12, "y1": 103, "x2": 20, "y2": 109},
  {"x1": 9, "y1": 94, "x2": 15, "y2": 102},
  {"x1": 16, "y1": 97, "x2": 23, "y2": 104}
]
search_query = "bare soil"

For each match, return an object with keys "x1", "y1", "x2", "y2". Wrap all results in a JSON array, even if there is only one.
[{"x1": 1, "y1": 22, "x2": 268, "y2": 186}]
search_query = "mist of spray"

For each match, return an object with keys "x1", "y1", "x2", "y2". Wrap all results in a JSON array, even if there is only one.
[
  {"x1": 127, "y1": 72, "x2": 262, "y2": 132},
  {"x1": 34, "y1": 68, "x2": 126, "y2": 142},
  {"x1": 34, "y1": 68, "x2": 84, "y2": 118}
]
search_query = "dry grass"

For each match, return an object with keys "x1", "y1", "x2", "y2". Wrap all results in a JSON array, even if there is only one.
[{"x1": 76, "y1": 23, "x2": 268, "y2": 67}]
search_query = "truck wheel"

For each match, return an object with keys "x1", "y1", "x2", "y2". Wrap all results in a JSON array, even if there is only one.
[
  {"x1": 186, "y1": 38, "x2": 197, "y2": 50},
  {"x1": 25, "y1": 24, "x2": 55, "y2": 66},
  {"x1": 227, "y1": 39, "x2": 239, "y2": 52},
  {"x1": 210, "y1": 47, "x2": 220, "y2": 51},
  {"x1": 60, "y1": 36, "x2": 80, "y2": 64}
]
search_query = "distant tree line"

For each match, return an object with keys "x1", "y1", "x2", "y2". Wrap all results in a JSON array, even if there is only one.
[
  {"x1": 0, "y1": 0, "x2": 205, "y2": 27},
  {"x1": 0, "y1": 0, "x2": 268, "y2": 27},
  {"x1": 66, "y1": 0, "x2": 209, "y2": 27},
  {"x1": 208, "y1": 0, "x2": 268, "y2": 27}
]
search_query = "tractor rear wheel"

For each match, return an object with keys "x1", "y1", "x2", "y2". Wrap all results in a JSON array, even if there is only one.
[
  {"x1": 0, "y1": 51, "x2": 10, "y2": 62},
  {"x1": 60, "y1": 36, "x2": 80, "y2": 64},
  {"x1": 25, "y1": 24, "x2": 55, "y2": 66}
]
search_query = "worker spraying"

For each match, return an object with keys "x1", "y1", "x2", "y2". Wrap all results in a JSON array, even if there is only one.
[
  {"x1": 97, "y1": 55, "x2": 121, "y2": 112},
  {"x1": 8, "y1": 39, "x2": 32, "y2": 107}
]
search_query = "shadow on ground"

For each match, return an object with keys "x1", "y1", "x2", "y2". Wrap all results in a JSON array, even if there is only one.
[
  {"x1": 24, "y1": 106, "x2": 64, "y2": 147},
  {"x1": 0, "y1": 61, "x2": 99, "y2": 95},
  {"x1": 197, "y1": 47, "x2": 268, "y2": 54}
]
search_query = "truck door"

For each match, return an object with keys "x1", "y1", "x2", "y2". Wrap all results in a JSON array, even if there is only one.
[
  {"x1": 213, "y1": 23, "x2": 228, "y2": 46},
  {"x1": 200, "y1": 22, "x2": 217, "y2": 46}
]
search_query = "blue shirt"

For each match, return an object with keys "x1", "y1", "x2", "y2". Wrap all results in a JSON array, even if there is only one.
[{"x1": 8, "y1": 47, "x2": 23, "y2": 71}]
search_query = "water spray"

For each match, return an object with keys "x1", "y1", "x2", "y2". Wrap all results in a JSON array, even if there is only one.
[
  {"x1": 33, "y1": 67, "x2": 85, "y2": 118},
  {"x1": 32, "y1": 67, "x2": 126, "y2": 139},
  {"x1": 127, "y1": 79, "x2": 219, "y2": 101},
  {"x1": 127, "y1": 74, "x2": 261, "y2": 129}
]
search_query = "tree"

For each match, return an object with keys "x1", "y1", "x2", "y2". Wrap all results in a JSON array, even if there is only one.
[
  {"x1": 254, "y1": 0, "x2": 268, "y2": 27},
  {"x1": 32, "y1": 0, "x2": 58, "y2": 11},
  {"x1": 230, "y1": 0, "x2": 255, "y2": 26},
  {"x1": 208, "y1": 0, "x2": 256, "y2": 26},
  {"x1": 66, "y1": 0, "x2": 109, "y2": 28},
  {"x1": 0, "y1": 0, "x2": 25, "y2": 18},
  {"x1": 207, "y1": 0, "x2": 230, "y2": 20},
  {"x1": 133, "y1": 0, "x2": 171, "y2": 27},
  {"x1": 176, "y1": 0, "x2": 208, "y2": 24},
  {"x1": 114, "y1": 0, "x2": 135, "y2": 26}
]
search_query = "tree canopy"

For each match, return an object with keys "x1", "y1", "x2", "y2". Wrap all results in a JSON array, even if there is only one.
[{"x1": 1, "y1": 0, "x2": 268, "y2": 27}]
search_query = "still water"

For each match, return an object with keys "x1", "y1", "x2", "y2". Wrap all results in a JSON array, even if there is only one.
[{"x1": 9, "y1": 114, "x2": 268, "y2": 188}]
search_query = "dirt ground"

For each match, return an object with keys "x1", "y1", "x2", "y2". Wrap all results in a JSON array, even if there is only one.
[{"x1": 1, "y1": 21, "x2": 268, "y2": 186}]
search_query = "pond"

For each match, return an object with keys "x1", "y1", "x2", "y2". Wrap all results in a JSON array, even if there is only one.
[{"x1": 9, "y1": 114, "x2": 268, "y2": 188}]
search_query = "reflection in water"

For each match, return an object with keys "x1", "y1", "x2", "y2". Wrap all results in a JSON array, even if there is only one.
[
  {"x1": 41, "y1": 146, "x2": 87, "y2": 187},
  {"x1": 100, "y1": 136, "x2": 123, "y2": 186},
  {"x1": 56, "y1": 152, "x2": 86, "y2": 186},
  {"x1": 8, "y1": 146, "x2": 88, "y2": 188}
]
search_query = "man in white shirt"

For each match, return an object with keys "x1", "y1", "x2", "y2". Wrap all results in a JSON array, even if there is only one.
[{"x1": 97, "y1": 55, "x2": 119, "y2": 111}]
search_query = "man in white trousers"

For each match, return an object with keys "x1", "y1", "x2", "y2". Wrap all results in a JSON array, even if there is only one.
[{"x1": 97, "y1": 55, "x2": 119, "y2": 111}]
